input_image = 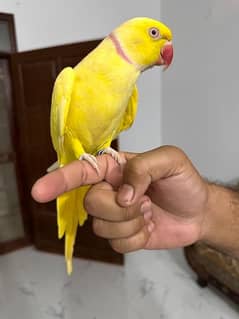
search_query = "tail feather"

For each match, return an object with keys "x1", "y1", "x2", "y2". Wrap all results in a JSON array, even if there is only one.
[
  {"x1": 65, "y1": 226, "x2": 77, "y2": 275},
  {"x1": 57, "y1": 191, "x2": 74, "y2": 239},
  {"x1": 57, "y1": 186, "x2": 90, "y2": 274},
  {"x1": 76, "y1": 185, "x2": 90, "y2": 226}
]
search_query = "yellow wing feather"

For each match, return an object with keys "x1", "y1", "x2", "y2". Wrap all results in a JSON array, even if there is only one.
[
  {"x1": 50, "y1": 67, "x2": 75, "y2": 164},
  {"x1": 114, "y1": 84, "x2": 138, "y2": 139}
]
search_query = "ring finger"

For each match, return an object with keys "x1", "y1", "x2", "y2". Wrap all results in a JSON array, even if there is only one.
[{"x1": 93, "y1": 215, "x2": 146, "y2": 239}]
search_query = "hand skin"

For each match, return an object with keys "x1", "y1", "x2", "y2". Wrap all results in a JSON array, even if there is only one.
[{"x1": 31, "y1": 146, "x2": 239, "y2": 258}]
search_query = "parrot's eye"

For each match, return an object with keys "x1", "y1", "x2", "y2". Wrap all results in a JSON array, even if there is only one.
[{"x1": 148, "y1": 27, "x2": 161, "y2": 39}]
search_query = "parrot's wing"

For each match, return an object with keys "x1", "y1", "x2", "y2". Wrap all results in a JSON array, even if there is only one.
[
  {"x1": 50, "y1": 67, "x2": 75, "y2": 155},
  {"x1": 114, "y1": 84, "x2": 138, "y2": 138}
]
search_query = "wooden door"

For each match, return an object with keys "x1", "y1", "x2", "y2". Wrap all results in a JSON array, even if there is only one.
[
  {"x1": 11, "y1": 41, "x2": 123, "y2": 265},
  {"x1": 0, "y1": 54, "x2": 29, "y2": 253}
]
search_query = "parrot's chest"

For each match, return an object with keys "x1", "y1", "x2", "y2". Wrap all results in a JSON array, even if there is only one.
[{"x1": 67, "y1": 83, "x2": 133, "y2": 153}]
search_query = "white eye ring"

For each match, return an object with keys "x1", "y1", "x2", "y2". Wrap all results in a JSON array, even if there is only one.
[{"x1": 148, "y1": 27, "x2": 161, "y2": 39}]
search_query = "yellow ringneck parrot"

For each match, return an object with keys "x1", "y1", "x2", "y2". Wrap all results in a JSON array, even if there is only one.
[{"x1": 49, "y1": 17, "x2": 173, "y2": 274}]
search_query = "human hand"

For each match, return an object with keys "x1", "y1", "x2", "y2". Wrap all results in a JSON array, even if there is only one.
[
  {"x1": 84, "y1": 146, "x2": 210, "y2": 253},
  {"x1": 31, "y1": 146, "x2": 210, "y2": 254}
]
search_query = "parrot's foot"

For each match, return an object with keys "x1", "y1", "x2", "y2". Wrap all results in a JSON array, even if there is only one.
[
  {"x1": 79, "y1": 153, "x2": 100, "y2": 174},
  {"x1": 98, "y1": 147, "x2": 126, "y2": 165}
]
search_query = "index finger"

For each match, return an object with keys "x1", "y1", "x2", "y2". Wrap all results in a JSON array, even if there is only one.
[
  {"x1": 31, "y1": 152, "x2": 135, "y2": 203},
  {"x1": 117, "y1": 146, "x2": 189, "y2": 206}
]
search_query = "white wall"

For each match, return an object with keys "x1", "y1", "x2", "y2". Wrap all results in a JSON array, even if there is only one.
[
  {"x1": 0, "y1": 0, "x2": 164, "y2": 153},
  {"x1": 161, "y1": 0, "x2": 239, "y2": 182}
]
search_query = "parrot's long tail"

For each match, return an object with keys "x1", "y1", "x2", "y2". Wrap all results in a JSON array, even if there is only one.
[{"x1": 57, "y1": 185, "x2": 90, "y2": 274}]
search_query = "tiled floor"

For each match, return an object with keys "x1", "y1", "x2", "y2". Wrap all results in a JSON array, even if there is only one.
[{"x1": 0, "y1": 247, "x2": 238, "y2": 319}]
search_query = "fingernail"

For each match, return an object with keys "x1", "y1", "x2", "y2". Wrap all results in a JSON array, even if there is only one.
[
  {"x1": 140, "y1": 200, "x2": 151, "y2": 214},
  {"x1": 118, "y1": 184, "x2": 134, "y2": 204},
  {"x1": 143, "y1": 211, "x2": 153, "y2": 221},
  {"x1": 148, "y1": 221, "x2": 155, "y2": 233}
]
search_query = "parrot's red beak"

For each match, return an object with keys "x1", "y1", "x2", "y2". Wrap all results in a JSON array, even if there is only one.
[{"x1": 157, "y1": 42, "x2": 173, "y2": 70}]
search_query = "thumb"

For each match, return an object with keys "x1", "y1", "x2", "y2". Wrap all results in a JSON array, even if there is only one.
[{"x1": 117, "y1": 146, "x2": 187, "y2": 206}]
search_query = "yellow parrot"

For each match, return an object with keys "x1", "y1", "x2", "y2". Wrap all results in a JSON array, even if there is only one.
[{"x1": 49, "y1": 17, "x2": 173, "y2": 274}]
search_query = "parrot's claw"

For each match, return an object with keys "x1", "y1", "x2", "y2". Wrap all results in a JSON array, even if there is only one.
[
  {"x1": 47, "y1": 161, "x2": 60, "y2": 173},
  {"x1": 79, "y1": 153, "x2": 100, "y2": 174},
  {"x1": 98, "y1": 147, "x2": 126, "y2": 165}
]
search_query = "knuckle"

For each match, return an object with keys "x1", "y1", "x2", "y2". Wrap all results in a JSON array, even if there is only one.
[
  {"x1": 130, "y1": 218, "x2": 145, "y2": 237},
  {"x1": 110, "y1": 227, "x2": 149, "y2": 254},
  {"x1": 92, "y1": 218, "x2": 104, "y2": 236},
  {"x1": 160, "y1": 145, "x2": 187, "y2": 161},
  {"x1": 157, "y1": 145, "x2": 190, "y2": 174},
  {"x1": 132, "y1": 228, "x2": 148, "y2": 249},
  {"x1": 123, "y1": 205, "x2": 137, "y2": 221},
  {"x1": 126, "y1": 156, "x2": 148, "y2": 179},
  {"x1": 138, "y1": 216, "x2": 146, "y2": 229},
  {"x1": 84, "y1": 187, "x2": 99, "y2": 213},
  {"x1": 140, "y1": 227, "x2": 150, "y2": 246},
  {"x1": 124, "y1": 217, "x2": 144, "y2": 237},
  {"x1": 110, "y1": 239, "x2": 126, "y2": 254}
]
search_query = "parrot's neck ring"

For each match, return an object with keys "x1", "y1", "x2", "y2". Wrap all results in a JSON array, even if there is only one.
[{"x1": 109, "y1": 33, "x2": 137, "y2": 68}]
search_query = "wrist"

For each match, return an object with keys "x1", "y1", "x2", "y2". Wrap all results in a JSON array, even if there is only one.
[{"x1": 200, "y1": 182, "x2": 239, "y2": 258}]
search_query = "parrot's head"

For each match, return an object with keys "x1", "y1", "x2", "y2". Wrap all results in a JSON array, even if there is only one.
[{"x1": 111, "y1": 17, "x2": 173, "y2": 71}]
